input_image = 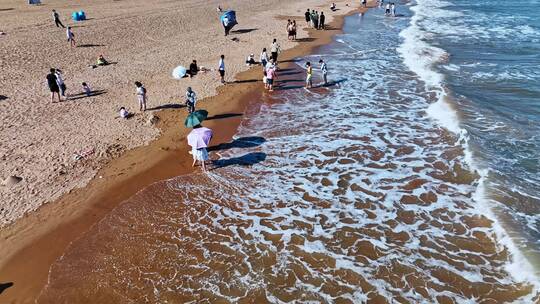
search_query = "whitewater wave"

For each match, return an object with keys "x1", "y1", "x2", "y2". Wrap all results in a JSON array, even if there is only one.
[{"x1": 397, "y1": 0, "x2": 540, "y2": 294}]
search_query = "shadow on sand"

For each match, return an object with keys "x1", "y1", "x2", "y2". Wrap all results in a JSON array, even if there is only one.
[
  {"x1": 208, "y1": 136, "x2": 266, "y2": 152},
  {"x1": 0, "y1": 282, "x2": 14, "y2": 295},
  {"x1": 147, "y1": 103, "x2": 183, "y2": 111},
  {"x1": 231, "y1": 28, "x2": 257, "y2": 34},
  {"x1": 68, "y1": 89, "x2": 107, "y2": 100},
  {"x1": 212, "y1": 152, "x2": 266, "y2": 169},
  {"x1": 77, "y1": 43, "x2": 105, "y2": 48},
  {"x1": 206, "y1": 113, "x2": 243, "y2": 121}
]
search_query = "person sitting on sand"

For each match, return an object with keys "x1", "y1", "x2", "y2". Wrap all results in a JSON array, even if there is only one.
[
  {"x1": 246, "y1": 54, "x2": 256, "y2": 66},
  {"x1": 134, "y1": 81, "x2": 147, "y2": 111},
  {"x1": 82, "y1": 82, "x2": 92, "y2": 96},
  {"x1": 185, "y1": 87, "x2": 197, "y2": 113},
  {"x1": 330, "y1": 3, "x2": 336, "y2": 11},
  {"x1": 119, "y1": 107, "x2": 130, "y2": 119},
  {"x1": 97, "y1": 54, "x2": 109, "y2": 66},
  {"x1": 187, "y1": 60, "x2": 199, "y2": 77}
]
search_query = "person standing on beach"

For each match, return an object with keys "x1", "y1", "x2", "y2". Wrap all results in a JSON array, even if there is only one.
[
  {"x1": 313, "y1": 11, "x2": 319, "y2": 30},
  {"x1": 305, "y1": 9, "x2": 311, "y2": 27},
  {"x1": 55, "y1": 69, "x2": 67, "y2": 99},
  {"x1": 305, "y1": 62, "x2": 313, "y2": 88},
  {"x1": 362, "y1": 0, "x2": 367, "y2": 7},
  {"x1": 270, "y1": 39, "x2": 280, "y2": 64},
  {"x1": 135, "y1": 81, "x2": 147, "y2": 111},
  {"x1": 218, "y1": 54, "x2": 226, "y2": 83},
  {"x1": 260, "y1": 47, "x2": 269, "y2": 68},
  {"x1": 385, "y1": 3, "x2": 391, "y2": 15},
  {"x1": 266, "y1": 65, "x2": 276, "y2": 91},
  {"x1": 66, "y1": 26, "x2": 76, "y2": 48},
  {"x1": 292, "y1": 20, "x2": 297, "y2": 40},
  {"x1": 46, "y1": 68, "x2": 61, "y2": 103},
  {"x1": 319, "y1": 59, "x2": 328, "y2": 85},
  {"x1": 391, "y1": 3, "x2": 396, "y2": 16},
  {"x1": 185, "y1": 87, "x2": 197, "y2": 113},
  {"x1": 52, "y1": 9, "x2": 65, "y2": 28},
  {"x1": 319, "y1": 12, "x2": 325, "y2": 30}
]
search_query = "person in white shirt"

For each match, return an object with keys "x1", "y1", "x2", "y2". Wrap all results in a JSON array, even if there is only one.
[
  {"x1": 319, "y1": 59, "x2": 328, "y2": 85},
  {"x1": 185, "y1": 87, "x2": 197, "y2": 113},
  {"x1": 246, "y1": 54, "x2": 256, "y2": 66},
  {"x1": 134, "y1": 81, "x2": 147, "y2": 111},
  {"x1": 270, "y1": 39, "x2": 281, "y2": 64},
  {"x1": 119, "y1": 107, "x2": 130, "y2": 119},
  {"x1": 391, "y1": 3, "x2": 396, "y2": 16},
  {"x1": 260, "y1": 48, "x2": 269, "y2": 70},
  {"x1": 218, "y1": 54, "x2": 226, "y2": 83},
  {"x1": 66, "y1": 26, "x2": 76, "y2": 48},
  {"x1": 385, "y1": 3, "x2": 391, "y2": 15},
  {"x1": 55, "y1": 69, "x2": 67, "y2": 99}
]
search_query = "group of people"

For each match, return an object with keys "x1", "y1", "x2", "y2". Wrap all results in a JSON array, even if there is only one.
[
  {"x1": 382, "y1": 1, "x2": 397, "y2": 16},
  {"x1": 286, "y1": 20, "x2": 297, "y2": 40},
  {"x1": 46, "y1": 68, "x2": 95, "y2": 102},
  {"x1": 305, "y1": 9, "x2": 326, "y2": 30},
  {"x1": 305, "y1": 59, "x2": 328, "y2": 88}
]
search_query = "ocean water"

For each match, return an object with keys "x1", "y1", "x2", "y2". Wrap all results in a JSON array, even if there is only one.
[{"x1": 38, "y1": 1, "x2": 540, "y2": 303}]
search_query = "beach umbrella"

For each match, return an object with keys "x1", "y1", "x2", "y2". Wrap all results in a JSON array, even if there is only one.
[
  {"x1": 184, "y1": 109, "x2": 208, "y2": 128},
  {"x1": 220, "y1": 10, "x2": 238, "y2": 28},
  {"x1": 187, "y1": 127, "x2": 213, "y2": 149},
  {"x1": 172, "y1": 66, "x2": 187, "y2": 79}
]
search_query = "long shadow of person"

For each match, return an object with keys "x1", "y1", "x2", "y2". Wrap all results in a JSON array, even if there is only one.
[
  {"x1": 212, "y1": 152, "x2": 266, "y2": 169},
  {"x1": 208, "y1": 136, "x2": 266, "y2": 152},
  {"x1": 0, "y1": 282, "x2": 14, "y2": 295}
]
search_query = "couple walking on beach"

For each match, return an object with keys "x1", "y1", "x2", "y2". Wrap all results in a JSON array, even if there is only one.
[{"x1": 305, "y1": 59, "x2": 328, "y2": 88}]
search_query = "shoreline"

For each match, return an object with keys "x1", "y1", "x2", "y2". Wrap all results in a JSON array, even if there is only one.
[{"x1": 0, "y1": 3, "x2": 372, "y2": 302}]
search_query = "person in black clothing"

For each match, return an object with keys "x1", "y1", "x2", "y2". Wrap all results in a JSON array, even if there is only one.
[
  {"x1": 52, "y1": 10, "x2": 65, "y2": 28},
  {"x1": 187, "y1": 60, "x2": 199, "y2": 77},
  {"x1": 46, "y1": 68, "x2": 61, "y2": 103},
  {"x1": 304, "y1": 9, "x2": 311, "y2": 27},
  {"x1": 319, "y1": 12, "x2": 325, "y2": 30}
]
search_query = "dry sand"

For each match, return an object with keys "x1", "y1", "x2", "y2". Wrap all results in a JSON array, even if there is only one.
[{"x1": 0, "y1": 0, "x2": 353, "y2": 228}]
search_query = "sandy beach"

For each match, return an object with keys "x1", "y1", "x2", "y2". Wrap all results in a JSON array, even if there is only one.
[{"x1": 0, "y1": 0, "x2": 366, "y2": 302}]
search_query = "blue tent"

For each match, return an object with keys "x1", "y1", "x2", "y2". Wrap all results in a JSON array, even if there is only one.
[
  {"x1": 220, "y1": 10, "x2": 237, "y2": 28},
  {"x1": 72, "y1": 10, "x2": 86, "y2": 21}
]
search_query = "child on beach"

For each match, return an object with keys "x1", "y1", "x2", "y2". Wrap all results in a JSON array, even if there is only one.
[
  {"x1": 218, "y1": 55, "x2": 226, "y2": 83},
  {"x1": 319, "y1": 59, "x2": 328, "y2": 85},
  {"x1": 119, "y1": 107, "x2": 130, "y2": 119},
  {"x1": 187, "y1": 60, "x2": 199, "y2": 77},
  {"x1": 305, "y1": 62, "x2": 313, "y2": 88},
  {"x1": 185, "y1": 87, "x2": 197, "y2": 113},
  {"x1": 266, "y1": 66, "x2": 276, "y2": 91},
  {"x1": 263, "y1": 70, "x2": 268, "y2": 89},
  {"x1": 82, "y1": 82, "x2": 92, "y2": 96},
  {"x1": 66, "y1": 26, "x2": 75, "y2": 48},
  {"x1": 134, "y1": 81, "x2": 147, "y2": 111}
]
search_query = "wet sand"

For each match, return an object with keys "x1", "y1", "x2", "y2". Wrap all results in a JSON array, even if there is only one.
[{"x1": 0, "y1": 3, "x2": 370, "y2": 303}]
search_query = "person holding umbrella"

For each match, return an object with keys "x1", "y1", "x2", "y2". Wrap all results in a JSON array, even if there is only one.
[{"x1": 185, "y1": 110, "x2": 212, "y2": 172}]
